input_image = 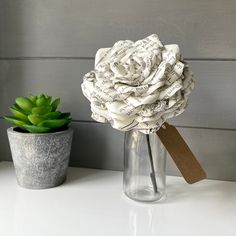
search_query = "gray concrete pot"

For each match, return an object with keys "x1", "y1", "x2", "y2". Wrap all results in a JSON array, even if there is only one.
[{"x1": 7, "y1": 127, "x2": 73, "y2": 189}]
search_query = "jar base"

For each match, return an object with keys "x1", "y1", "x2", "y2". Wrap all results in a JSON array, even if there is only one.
[{"x1": 124, "y1": 187, "x2": 166, "y2": 202}]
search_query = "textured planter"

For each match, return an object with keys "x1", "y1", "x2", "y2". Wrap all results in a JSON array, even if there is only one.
[{"x1": 7, "y1": 127, "x2": 73, "y2": 189}]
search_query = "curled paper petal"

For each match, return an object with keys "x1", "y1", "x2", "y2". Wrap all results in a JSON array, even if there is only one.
[{"x1": 81, "y1": 34, "x2": 194, "y2": 134}]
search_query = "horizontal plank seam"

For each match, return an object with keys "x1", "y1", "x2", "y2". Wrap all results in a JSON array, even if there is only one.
[
  {"x1": 0, "y1": 57, "x2": 236, "y2": 61},
  {"x1": 0, "y1": 117, "x2": 236, "y2": 131},
  {"x1": 0, "y1": 116, "x2": 99, "y2": 124},
  {"x1": 0, "y1": 57, "x2": 94, "y2": 60},
  {"x1": 173, "y1": 125, "x2": 236, "y2": 132},
  {"x1": 186, "y1": 58, "x2": 236, "y2": 61}
]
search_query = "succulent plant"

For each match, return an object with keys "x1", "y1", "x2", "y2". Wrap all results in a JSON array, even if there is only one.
[{"x1": 4, "y1": 94, "x2": 72, "y2": 133}]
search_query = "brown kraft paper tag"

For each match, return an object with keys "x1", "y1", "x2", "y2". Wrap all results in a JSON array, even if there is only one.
[{"x1": 156, "y1": 123, "x2": 206, "y2": 184}]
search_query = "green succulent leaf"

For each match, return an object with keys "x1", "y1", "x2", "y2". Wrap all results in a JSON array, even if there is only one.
[
  {"x1": 3, "y1": 116, "x2": 26, "y2": 128},
  {"x1": 45, "y1": 96, "x2": 52, "y2": 105},
  {"x1": 51, "y1": 98, "x2": 60, "y2": 112},
  {"x1": 28, "y1": 114, "x2": 44, "y2": 125},
  {"x1": 11, "y1": 104, "x2": 29, "y2": 114},
  {"x1": 32, "y1": 106, "x2": 52, "y2": 115},
  {"x1": 28, "y1": 95, "x2": 37, "y2": 105},
  {"x1": 9, "y1": 108, "x2": 28, "y2": 122},
  {"x1": 60, "y1": 112, "x2": 71, "y2": 119},
  {"x1": 45, "y1": 95, "x2": 52, "y2": 100},
  {"x1": 36, "y1": 97, "x2": 46, "y2": 107},
  {"x1": 11, "y1": 104, "x2": 21, "y2": 111},
  {"x1": 38, "y1": 119, "x2": 69, "y2": 129},
  {"x1": 5, "y1": 94, "x2": 70, "y2": 133},
  {"x1": 43, "y1": 111, "x2": 61, "y2": 119},
  {"x1": 36, "y1": 95, "x2": 52, "y2": 107},
  {"x1": 23, "y1": 124, "x2": 51, "y2": 133},
  {"x1": 15, "y1": 97, "x2": 34, "y2": 112}
]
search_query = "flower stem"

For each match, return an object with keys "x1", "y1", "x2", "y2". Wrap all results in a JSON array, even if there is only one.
[{"x1": 146, "y1": 134, "x2": 158, "y2": 193}]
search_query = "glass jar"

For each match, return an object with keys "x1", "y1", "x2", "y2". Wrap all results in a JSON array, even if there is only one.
[{"x1": 123, "y1": 130, "x2": 166, "y2": 202}]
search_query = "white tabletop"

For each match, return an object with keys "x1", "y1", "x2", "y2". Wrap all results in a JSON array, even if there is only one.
[{"x1": 0, "y1": 161, "x2": 236, "y2": 236}]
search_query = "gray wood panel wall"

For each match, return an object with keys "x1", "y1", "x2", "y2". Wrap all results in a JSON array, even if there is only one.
[{"x1": 0, "y1": 0, "x2": 236, "y2": 181}]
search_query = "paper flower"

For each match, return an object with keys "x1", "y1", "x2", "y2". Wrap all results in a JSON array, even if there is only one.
[{"x1": 81, "y1": 34, "x2": 194, "y2": 133}]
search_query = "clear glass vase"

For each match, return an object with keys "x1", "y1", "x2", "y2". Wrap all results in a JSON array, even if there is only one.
[{"x1": 123, "y1": 130, "x2": 166, "y2": 202}]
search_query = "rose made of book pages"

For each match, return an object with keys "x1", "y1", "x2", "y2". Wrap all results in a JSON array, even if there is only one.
[{"x1": 81, "y1": 34, "x2": 194, "y2": 134}]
